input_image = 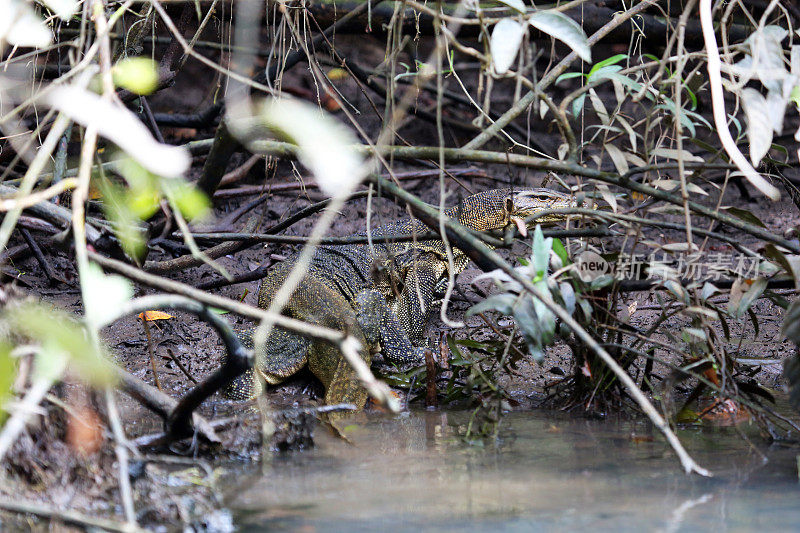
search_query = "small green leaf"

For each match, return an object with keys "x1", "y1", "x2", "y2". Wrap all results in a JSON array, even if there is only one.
[
  {"x1": 790, "y1": 85, "x2": 800, "y2": 108},
  {"x1": 684, "y1": 85, "x2": 698, "y2": 110},
  {"x1": 555, "y1": 71, "x2": 586, "y2": 84},
  {"x1": 0, "y1": 342, "x2": 15, "y2": 424},
  {"x1": 551, "y1": 238, "x2": 570, "y2": 266},
  {"x1": 113, "y1": 57, "x2": 159, "y2": 95},
  {"x1": 587, "y1": 54, "x2": 627, "y2": 79},
  {"x1": 7, "y1": 304, "x2": 116, "y2": 386},
  {"x1": 572, "y1": 93, "x2": 586, "y2": 117},
  {"x1": 163, "y1": 180, "x2": 211, "y2": 221},
  {"x1": 97, "y1": 177, "x2": 148, "y2": 260}
]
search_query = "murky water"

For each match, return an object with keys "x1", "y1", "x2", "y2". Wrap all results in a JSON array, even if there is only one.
[{"x1": 227, "y1": 410, "x2": 800, "y2": 532}]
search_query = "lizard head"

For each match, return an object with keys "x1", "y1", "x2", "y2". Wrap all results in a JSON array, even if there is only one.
[
  {"x1": 513, "y1": 188, "x2": 578, "y2": 225},
  {"x1": 454, "y1": 188, "x2": 576, "y2": 231}
]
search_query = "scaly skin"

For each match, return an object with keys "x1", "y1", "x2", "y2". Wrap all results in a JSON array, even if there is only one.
[{"x1": 228, "y1": 188, "x2": 575, "y2": 413}]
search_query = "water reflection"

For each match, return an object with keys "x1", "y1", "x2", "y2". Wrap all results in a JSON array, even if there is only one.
[{"x1": 227, "y1": 410, "x2": 800, "y2": 531}]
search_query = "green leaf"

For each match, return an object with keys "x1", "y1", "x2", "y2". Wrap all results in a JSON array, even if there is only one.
[
  {"x1": 162, "y1": 180, "x2": 211, "y2": 221},
  {"x1": 689, "y1": 137, "x2": 725, "y2": 157},
  {"x1": 532, "y1": 281, "x2": 556, "y2": 345},
  {"x1": 551, "y1": 238, "x2": 570, "y2": 267},
  {"x1": 700, "y1": 282, "x2": 720, "y2": 301},
  {"x1": 682, "y1": 327, "x2": 707, "y2": 342},
  {"x1": 112, "y1": 57, "x2": 159, "y2": 95},
  {"x1": 740, "y1": 88, "x2": 774, "y2": 165},
  {"x1": 587, "y1": 64, "x2": 623, "y2": 83},
  {"x1": 591, "y1": 70, "x2": 645, "y2": 95},
  {"x1": 555, "y1": 71, "x2": 586, "y2": 84},
  {"x1": 763, "y1": 244, "x2": 794, "y2": 279},
  {"x1": 684, "y1": 84, "x2": 698, "y2": 110},
  {"x1": 790, "y1": 85, "x2": 800, "y2": 108},
  {"x1": 455, "y1": 339, "x2": 491, "y2": 349},
  {"x1": 654, "y1": 103, "x2": 695, "y2": 137},
  {"x1": 748, "y1": 307, "x2": 760, "y2": 339},
  {"x1": 572, "y1": 93, "x2": 586, "y2": 117},
  {"x1": 587, "y1": 54, "x2": 628, "y2": 78},
  {"x1": 589, "y1": 274, "x2": 615, "y2": 290},
  {"x1": 6, "y1": 304, "x2": 116, "y2": 386},
  {"x1": 528, "y1": 10, "x2": 591, "y2": 62},
  {"x1": 0, "y1": 342, "x2": 15, "y2": 424},
  {"x1": 97, "y1": 177, "x2": 149, "y2": 260},
  {"x1": 558, "y1": 281, "x2": 576, "y2": 315},
  {"x1": 511, "y1": 298, "x2": 541, "y2": 358}
]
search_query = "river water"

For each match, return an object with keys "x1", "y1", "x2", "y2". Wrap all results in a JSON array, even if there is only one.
[{"x1": 226, "y1": 410, "x2": 800, "y2": 532}]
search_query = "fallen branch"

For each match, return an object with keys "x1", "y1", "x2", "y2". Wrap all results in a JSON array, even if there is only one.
[
  {"x1": 115, "y1": 368, "x2": 220, "y2": 443},
  {"x1": 97, "y1": 294, "x2": 251, "y2": 442}
]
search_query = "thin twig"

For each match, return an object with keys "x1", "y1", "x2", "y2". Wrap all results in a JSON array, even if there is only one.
[{"x1": 140, "y1": 314, "x2": 163, "y2": 390}]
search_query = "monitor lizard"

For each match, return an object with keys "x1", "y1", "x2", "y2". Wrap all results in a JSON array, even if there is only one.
[{"x1": 228, "y1": 188, "x2": 576, "y2": 413}]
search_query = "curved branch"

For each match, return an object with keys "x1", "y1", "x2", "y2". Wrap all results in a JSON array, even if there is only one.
[{"x1": 97, "y1": 294, "x2": 251, "y2": 442}]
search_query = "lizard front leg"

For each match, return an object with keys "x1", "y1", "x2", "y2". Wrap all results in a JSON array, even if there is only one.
[
  {"x1": 354, "y1": 289, "x2": 427, "y2": 367},
  {"x1": 394, "y1": 254, "x2": 447, "y2": 345}
]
